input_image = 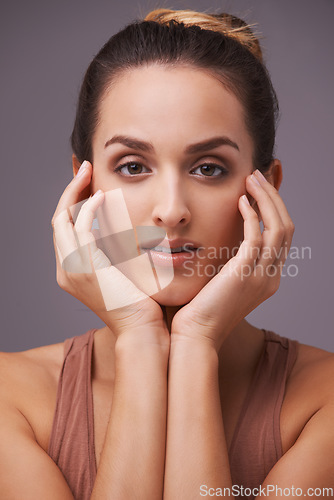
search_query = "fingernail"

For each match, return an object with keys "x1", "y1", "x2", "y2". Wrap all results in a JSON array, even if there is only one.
[
  {"x1": 241, "y1": 195, "x2": 250, "y2": 206},
  {"x1": 250, "y1": 173, "x2": 261, "y2": 186},
  {"x1": 76, "y1": 160, "x2": 89, "y2": 178},
  {"x1": 254, "y1": 169, "x2": 266, "y2": 183}
]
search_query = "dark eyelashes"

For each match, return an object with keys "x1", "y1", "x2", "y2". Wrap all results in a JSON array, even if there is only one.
[
  {"x1": 113, "y1": 161, "x2": 149, "y2": 175},
  {"x1": 113, "y1": 161, "x2": 229, "y2": 177}
]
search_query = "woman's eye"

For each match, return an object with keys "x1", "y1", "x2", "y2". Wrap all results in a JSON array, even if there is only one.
[
  {"x1": 192, "y1": 164, "x2": 227, "y2": 177},
  {"x1": 114, "y1": 162, "x2": 150, "y2": 176},
  {"x1": 114, "y1": 161, "x2": 227, "y2": 177}
]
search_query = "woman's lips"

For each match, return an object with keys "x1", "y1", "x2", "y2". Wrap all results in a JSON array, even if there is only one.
[
  {"x1": 146, "y1": 248, "x2": 197, "y2": 267},
  {"x1": 141, "y1": 244, "x2": 201, "y2": 268},
  {"x1": 139, "y1": 238, "x2": 204, "y2": 267}
]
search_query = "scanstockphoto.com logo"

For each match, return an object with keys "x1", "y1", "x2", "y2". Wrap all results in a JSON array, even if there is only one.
[{"x1": 200, "y1": 484, "x2": 334, "y2": 497}]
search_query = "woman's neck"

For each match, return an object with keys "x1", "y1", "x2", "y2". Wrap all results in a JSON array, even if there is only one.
[{"x1": 162, "y1": 305, "x2": 183, "y2": 332}]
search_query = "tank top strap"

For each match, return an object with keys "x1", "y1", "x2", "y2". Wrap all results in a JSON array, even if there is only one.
[
  {"x1": 47, "y1": 328, "x2": 97, "y2": 500},
  {"x1": 228, "y1": 328, "x2": 299, "y2": 492}
]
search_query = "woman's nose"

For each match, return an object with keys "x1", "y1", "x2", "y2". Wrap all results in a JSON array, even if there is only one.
[{"x1": 151, "y1": 181, "x2": 191, "y2": 228}]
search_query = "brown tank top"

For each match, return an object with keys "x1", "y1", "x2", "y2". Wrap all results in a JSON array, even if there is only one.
[{"x1": 47, "y1": 328, "x2": 298, "y2": 499}]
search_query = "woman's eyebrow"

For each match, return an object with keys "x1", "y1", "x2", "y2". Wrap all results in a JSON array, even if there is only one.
[{"x1": 104, "y1": 135, "x2": 240, "y2": 154}]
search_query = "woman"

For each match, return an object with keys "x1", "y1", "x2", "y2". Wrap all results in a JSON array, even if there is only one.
[{"x1": 1, "y1": 8, "x2": 333, "y2": 499}]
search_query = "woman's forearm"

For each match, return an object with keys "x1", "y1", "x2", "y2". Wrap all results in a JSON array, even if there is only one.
[
  {"x1": 163, "y1": 338, "x2": 232, "y2": 500},
  {"x1": 90, "y1": 330, "x2": 169, "y2": 500}
]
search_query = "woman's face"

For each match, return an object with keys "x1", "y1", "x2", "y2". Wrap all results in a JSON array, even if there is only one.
[{"x1": 90, "y1": 65, "x2": 255, "y2": 306}]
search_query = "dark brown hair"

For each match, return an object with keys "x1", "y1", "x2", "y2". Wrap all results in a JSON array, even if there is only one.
[{"x1": 70, "y1": 10, "x2": 279, "y2": 172}]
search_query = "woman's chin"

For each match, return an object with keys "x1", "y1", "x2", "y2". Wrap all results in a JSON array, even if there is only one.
[{"x1": 149, "y1": 279, "x2": 204, "y2": 307}]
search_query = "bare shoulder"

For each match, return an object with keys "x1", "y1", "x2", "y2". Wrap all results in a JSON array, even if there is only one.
[
  {"x1": 0, "y1": 342, "x2": 77, "y2": 498},
  {"x1": 0, "y1": 340, "x2": 65, "y2": 397},
  {"x1": 291, "y1": 341, "x2": 334, "y2": 397},
  {"x1": 0, "y1": 340, "x2": 66, "y2": 452},
  {"x1": 281, "y1": 339, "x2": 334, "y2": 452}
]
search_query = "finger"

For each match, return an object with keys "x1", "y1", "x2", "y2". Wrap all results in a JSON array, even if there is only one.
[
  {"x1": 73, "y1": 189, "x2": 105, "y2": 248},
  {"x1": 252, "y1": 170, "x2": 295, "y2": 266},
  {"x1": 73, "y1": 187, "x2": 136, "y2": 270},
  {"x1": 51, "y1": 161, "x2": 93, "y2": 270},
  {"x1": 246, "y1": 173, "x2": 285, "y2": 267},
  {"x1": 51, "y1": 160, "x2": 92, "y2": 229},
  {"x1": 253, "y1": 170, "x2": 294, "y2": 229},
  {"x1": 72, "y1": 189, "x2": 113, "y2": 272},
  {"x1": 234, "y1": 194, "x2": 262, "y2": 271},
  {"x1": 52, "y1": 205, "x2": 79, "y2": 265}
]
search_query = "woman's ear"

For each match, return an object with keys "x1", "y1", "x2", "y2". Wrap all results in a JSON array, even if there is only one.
[
  {"x1": 265, "y1": 159, "x2": 283, "y2": 191},
  {"x1": 72, "y1": 154, "x2": 81, "y2": 178},
  {"x1": 72, "y1": 154, "x2": 92, "y2": 201}
]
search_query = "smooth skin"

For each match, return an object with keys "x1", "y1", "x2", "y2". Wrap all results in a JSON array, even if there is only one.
[{"x1": 0, "y1": 65, "x2": 333, "y2": 499}]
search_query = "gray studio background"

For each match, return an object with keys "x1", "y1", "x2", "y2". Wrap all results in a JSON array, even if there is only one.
[{"x1": 1, "y1": 0, "x2": 333, "y2": 352}]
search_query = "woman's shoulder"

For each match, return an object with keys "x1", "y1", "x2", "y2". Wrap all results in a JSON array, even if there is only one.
[
  {"x1": 0, "y1": 340, "x2": 65, "y2": 396},
  {"x1": 0, "y1": 327, "x2": 97, "y2": 389},
  {"x1": 249, "y1": 332, "x2": 334, "y2": 455},
  {"x1": 281, "y1": 340, "x2": 334, "y2": 449},
  {"x1": 292, "y1": 340, "x2": 334, "y2": 385},
  {"x1": 251, "y1": 328, "x2": 334, "y2": 405},
  {"x1": 0, "y1": 340, "x2": 67, "y2": 452},
  {"x1": 291, "y1": 340, "x2": 334, "y2": 397}
]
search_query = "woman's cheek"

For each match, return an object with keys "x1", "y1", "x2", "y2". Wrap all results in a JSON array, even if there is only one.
[
  {"x1": 214, "y1": 197, "x2": 245, "y2": 263},
  {"x1": 123, "y1": 190, "x2": 151, "y2": 227}
]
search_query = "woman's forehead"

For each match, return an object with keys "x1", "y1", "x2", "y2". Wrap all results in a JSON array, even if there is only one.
[
  {"x1": 96, "y1": 65, "x2": 250, "y2": 150},
  {"x1": 100, "y1": 65, "x2": 242, "y2": 111}
]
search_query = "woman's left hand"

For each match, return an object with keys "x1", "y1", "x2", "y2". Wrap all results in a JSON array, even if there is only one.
[{"x1": 171, "y1": 169, "x2": 295, "y2": 352}]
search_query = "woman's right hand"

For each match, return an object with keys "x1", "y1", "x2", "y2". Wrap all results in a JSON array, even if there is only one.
[{"x1": 51, "y1": 160, "x2": 169, "y2": 347}]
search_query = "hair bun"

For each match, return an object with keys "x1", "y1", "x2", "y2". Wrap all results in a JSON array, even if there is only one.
[{"x1": 144, "y1": 8, "x2": 263, "y2": 61}]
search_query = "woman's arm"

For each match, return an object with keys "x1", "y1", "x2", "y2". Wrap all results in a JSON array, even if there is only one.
[
  {"x1": 163, "y1": 337, "x2": 231, "y2": 499},
  {"x1": 163, "y1": 171, "x2": 334, "y2": 496},
  {"x1": 0, "y1": 353, "x2": 75, "y2": 499},
  {"x1": 51, "y1": 163, "x2": 171, "y2": 498},
  {"x1": 90, "y1": 329, "x2": 169, "y2": 500},
  {"x1": 0, "y1": 330, "x2": 169, "y2": 500},
  {"x1": 163, "y1": 170, "x2": 296, "y2": 498},
  {"x1": 163, "y1": 339, "x2": 334, "y2": 500}
]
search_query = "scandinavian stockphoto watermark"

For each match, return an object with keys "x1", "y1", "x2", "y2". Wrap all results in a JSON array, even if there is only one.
[
  {"x1": 181, "y1": 243, "x2": 311, "y2": 280},
  {"x1": 54, "y1": 187, "x2": 311, "y2": 311},
  {"x1": 200, "y1": 484, "x2": 334, "y2": 497}
]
